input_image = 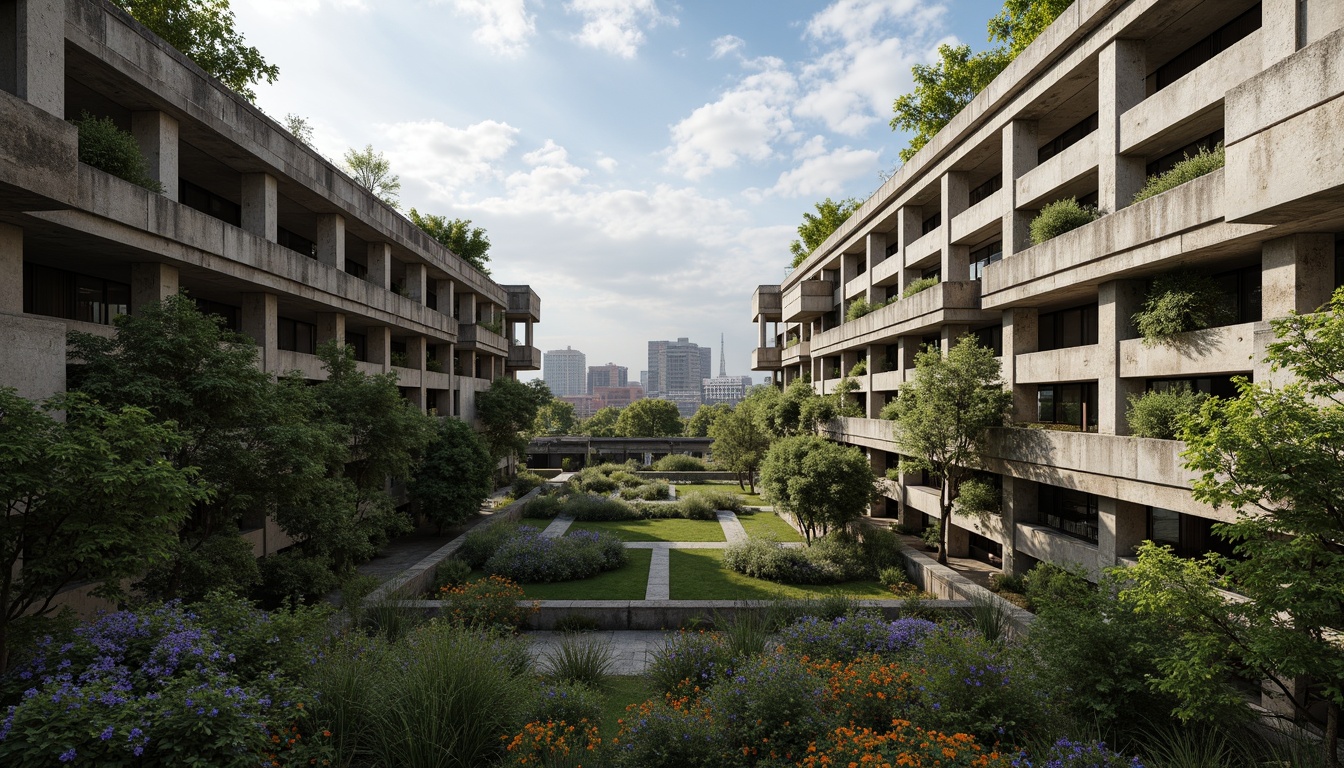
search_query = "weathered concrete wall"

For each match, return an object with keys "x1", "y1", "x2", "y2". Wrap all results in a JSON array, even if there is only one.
[{"x1": 0, "y1": 313, "x2": 66, "y2": 400}]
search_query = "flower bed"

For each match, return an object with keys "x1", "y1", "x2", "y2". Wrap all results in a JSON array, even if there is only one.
[{"x1": 456, "y1": 523, "x2": 628, "y2": 583}]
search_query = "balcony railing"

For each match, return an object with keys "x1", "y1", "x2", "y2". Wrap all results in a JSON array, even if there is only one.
[
  {"x1": 507, "y1": 344, "x2": 542, "y2": 370},
  {"x1": 782, "y1": 280, "x2": 834, "y2": 322},
  {"x1": 752, "y1": 346, "x2": 782, "y2": 370}
]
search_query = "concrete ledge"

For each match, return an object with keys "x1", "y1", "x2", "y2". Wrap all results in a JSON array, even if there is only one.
[{"x1": 899, "y1": 546, "x2": 1034, "y2": 636}]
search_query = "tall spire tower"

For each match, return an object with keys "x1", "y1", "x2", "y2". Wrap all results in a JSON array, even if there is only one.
[{"x1": 719, "y1": 333, "x2": 726, "y2": 377}]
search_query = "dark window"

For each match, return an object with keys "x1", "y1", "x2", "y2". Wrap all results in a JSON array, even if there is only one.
[
  {"x1": 278, "y1": 317, "x2": 316, "y2": 354},
  {"x1": 427, "y1": 290, "x2": 438, "y2": 311},
  {"x1": 921, "y1": 212, "x2": 941, "y2": 235},
  {"x1": 193, "y1": 298, "x2": 241, "y2": 331},
  {"x1": 1039, "y1": 485, "x2": 1099, "y2": 543},
  {"x1": 921, "y1": 266, "x2": 941, "y2": 281},
  {"x1": 1146, "y1": 130, "x2": 1225, "y2": 178},
  {"x1": 345, "y1": 260, "x2": 368, "y2": 280},
  {"x1": 1039, "y1": 303, "x2": 1098, "y2": 350},
  {"x1": 1154, "y1": 4, "x2": 1261, "y2": 91},
  {"x1": 1076, "y1": 190, "x2": 1100, "y2": 209},
  {"x1": 968, "y1": 174, "x2": 1002, "y2": 207},
  {"x1": 1147, "y1": 507, "x2": 1237, "y2": 560},
  {"x1": 179, "y1": 179, "x2": 241, "y2": 226},
  {"x1": 973, "y1": 324, "x2": 1003, "y2": 356},
  {"x1": 1213, "y1": 264, "x2": 1261, "y2": 324},
  {"x1": 1037, "y1": 382, "x2": 1098, "y2": 428},
  {"x1": 885, "y1": 241, "x2": 900, "y2": 258},
  {"x1": 1038, "y1": 112, "x2": 1099, "y2": 164},
  {"x1": 277, "y1": 226, "x2": 315, "y2": 258},
  {"x1": 344, "y1": 332, "x2": 367, "y2": 362},
  {"x1": 969, "y1": 240, "x2": 1003, "y2": 280},
  {"x1": 23, "y1": 263, "x2": 129, "y2": 325},
  {"x1": 1147, "y1": 375, "x2": 1243, "y2": 400}
]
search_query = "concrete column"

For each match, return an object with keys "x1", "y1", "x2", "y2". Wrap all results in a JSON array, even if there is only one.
[
  {"x1": 1098, "y1": 39, "x2": 1146, "y2": 212},
  {"x1": 366, "y1": 326, "x2": 391, "y2": 370},
  {"x1": 315, "y1": 213, "x2": 345, "y2": 271},
  {"x1": 241, "y1": 293, "x2": 278, "y2": 373},
  {"x1": 941, "y1": 172, "x2": 970, "y2": 282},
  {"x1": 405, "y1": 262, "x2": 428, "y2": 304},
  {"x1": 897, "y1": 206, "x2": 922, "y2": 294},
  {"x1": 1098, "y1": 279, "x2": 1145, "y2": 435},
  {"x1": 240, "y1": 173, "x2": 277, "y2": 242},
  {"x1": 524, "y1": 320, "x2": 533, "y2": 348},
  {"x1": 865, "y1": 232, "x2": 885, "y2": 303},
  {"x1": 940, "y1": 324, "x2": 970, "y2": 355},
  {"x1": 130, "y1": 262, "x2": 179, "y2": 314},
  {"x1": 999, "y1": 475, "x2": 1034, "y2": 577},
  {"x1": 465, "y1": 349, "x2": 478, "y2": 380},
  {"x1": 405, "y1": 335, "x2": 428, "y2": 411},
  {"x1": 459, "y1": 291, "x2": 477, "y2": 323},
  {"x1": 365, "y1": 242, "x2": 392, "y2": 288},
  {"x1": 1262, "y1": 233, "x2": 1335, "y2": 317},
  {"x1": 1261, "y1": 0, "x2": 1304, "y2": 64},
  {"x1": 132, "y1": 111, "x2": 179, "y2": 201},
  {"x1": 0, "y1": 223, "x2": 21, "y2": 312},
  {"x1": 446, "y1": 280, "x2": 457, "y2": 318},
  {"x1": 316, "y1": 312, "x2": 345, "y2": 348},
  {"x1": 11, "y1": 0, "x2": 64, "y2": 118},
  {"x1": 1001, "y1": 120, "x2": 1038, "y2": 257},
  {"x1": 1002, "y1": 308, "x2": 1039, "y2": 423},
  {"x1": 1097, "y1": 497, "x2": 1146, "y2": 568}
]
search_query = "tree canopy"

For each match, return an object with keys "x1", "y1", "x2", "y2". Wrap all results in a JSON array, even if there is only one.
[
  {"x1": 579, "y1": 406, "x2": 621, "y2": 437},
  {"x1": 709, "y1": 394, "x2": 771, "y2": 493},
  {"x1": 532, "y1": 399, "x2": 577, "y2": 436},
  {"x1": 988, "y1": 0, "x2": 1075, "y2": 56},
  {"x1": 790, "y1": 198, "x2": 860, "y2": 268},
  {"x1": 344, "y1": 144, "x2": 401, "y2": 208},
  {"x1": 883, "y1": 336, "x2": 1011, "y2": 564},
  {"x1": 684, "y1": 403, "x2": 730, "y2": 437},
  {"x1": 615, "y1": 398, "x2": 684, "y2": 437},
  {"x1": 477, "y1": 378, "x2": 551, "y2": 463},
  {"x1": 408, "y1": 210, "x2": 492, "y2": 275},
  {"x1": 409, "y1": 416, "x2": 494, "y2": 534},
  {"x1": 112, "y1": 0, "x2": 278, "y2": 101},
  {"x1": 758, "y1": 435, "x2": 875, "y2": 543}
]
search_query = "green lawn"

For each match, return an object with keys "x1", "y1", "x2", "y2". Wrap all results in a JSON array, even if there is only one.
[
  {"x1": 673, "y1": 482, "x2": 765, "y2": 507},
  {"x1": 518, "y1": 548, "x2": 652, "y2": 600},
  {"x1": 736, "y1": 511, "x2": 803, "y2": 542},
  {"x1": 598, "y1": 675, "x2": 655, "y2": 738},
  {"x1": 567, "y1": 518, "x2": 725, "y2": 543},
  {"x1": 667, "y1": 549, "x2": 892, "y2": 600}
]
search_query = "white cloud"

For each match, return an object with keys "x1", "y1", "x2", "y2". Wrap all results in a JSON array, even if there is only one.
[
  {"x1": 805, "y1": 0, "x2": 943, "y2": 45},
  {"x1": 663, "y1": 59, "x2": 799, "y2": 180},
  {"x1": 710, "y1": 34, "x2": 745, "y2": 59},
  {"x1": 378, "y1": 119, "x2": 520, "y2": 198},
  {"x1": 448, "y1": 0, "x2": 537, "y2": 56},
  {"x1": 235, "y1": 0, "x2": 366, "y2": 19},
  {"x1": 565, "y1": 0, "x2": 678, "y2": 58},
  {"x1": 595, "y1": 156, "x2": 619, "y2": 172},
  {"x1": 767, "y1": 139, "x2": 881, "y2": 198}
]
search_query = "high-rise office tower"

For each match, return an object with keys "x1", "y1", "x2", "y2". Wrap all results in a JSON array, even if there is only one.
[
  {"x1": 587, "y1": 362, "x2": 628, "y2": 392},
  {"x1": 647, "y1": 337, "x2": 711, "y2": 417},
  {"x1": 543, "y1": 346, "x2": 587, "y2": 397}
]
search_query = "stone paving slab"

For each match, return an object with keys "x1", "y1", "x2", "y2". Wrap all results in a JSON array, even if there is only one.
[
  {"x1": 717, "y1": 510, "x2": 748, "y2": 543},
  {"x1": 541, "y1": 515, "x2": 575, "y2": 538},
  {"x1": 624, "y1": 541, "x2": 728, "y2": 549},
  {"x1": 527, "y1": 630, "x2": 674, "y2": 675},
  {"x1": 645, "y1": 547, "x2": 670, "y2": 600}
]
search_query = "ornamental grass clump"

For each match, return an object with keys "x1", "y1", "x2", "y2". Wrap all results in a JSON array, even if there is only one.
[
  {"x1": 619, "y1": 480, "x2": 671, "y2": 501},
  {"x1": 902, "y1": 275, "x2": 940, "y2": 297},
  {"x1": 539, "y1": 634, "x2": 616, "y2": 689},
  {"x1": 1132, "y1": 144, "x2": 1224, "y2": 204},
  {"x1": 650, "y1": 453, "x2": 707, "y2": 471},
  {"x1": 1030, "y1": 197, "x2": 1102, "y2": 244}
]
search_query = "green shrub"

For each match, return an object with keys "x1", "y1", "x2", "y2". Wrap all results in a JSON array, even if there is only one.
[
  {"x1": 457, "y1": 522, "x2": 530, "y2": 568},
  {"x1": 989, "y1": 571, "x2": 1026, "y2": 594},
  {"x1": 954, "y1": 478, "x2": 1000, "y2": 516},
  {"x1": 878, "y1": 565, "x2": 908, "y2": 590},
  {"x1": 1132, "y1": 270, "x2": 1234, "y2": 344},
  {"x1": 511, "y1": 470, "x2": 545, "y2": 497},
  {"x1": 1126, "y1": 385, "x2": 1208, "y2": 439},
  {"x1": 521, "y1": 492, "x2": 564, "y2": 519},
  {"x1": 859, "y1": 526, "x2": 905, "y2": 573},
  {"x1": 71, "y1": 111, "x2": 165, "y2": 193},
  {"x1": 849, "y1": 359, "x2": 867, "y2": 376},
  {"x1": 651, "y1": 453, "x2": 707, "y2": 471},
  {"x1": 810, "y1": 532, "x2": 874, "y2": 581},
  {"x1": 1022, "y1": 561, "x2": 1091, "y2": 610},
  {"x1": 680, "y1": 488, "x2": 744, "y2": 513},
  {"x1": 910, "y1": 624, "x2": 1040, "y2": 743},
  {"x1": 1132, "y1": 144, "x2": 1225, "y2": 203},
  {"x1": 722, "y1": 537, "x2": 844, "y2": 584},
  {"x1": 562, "y1": 493, "x2": 639, "y2": 521},
  {"x1": 846, "y1": 296, "x2": 875, "y2": 322},
  {"x1": 440, "y1": 575, "x2": 534, "y2": 631},
  {"x1": 619, "y1": 480, "x2": 671, "y2": 500},
  {"x1": 1029, "y1": 197, "x2": 1101, "y2": 244},
  {"x1": 433, "y1": 557, "x2": 472, "y2": 590},
  {"x1": 921, "y1": 521, "x2": 942, "y2": 550},
  {"x1": 521, "y1": 681, "x2": 604, "y2": 726},
  {"x1": 902, "y1": 276, "x2": 939, "y2": 297}
]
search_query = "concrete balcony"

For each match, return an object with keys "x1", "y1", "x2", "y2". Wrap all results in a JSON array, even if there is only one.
[
  {"x1": 752, "y1": 346, "x2": 783, "y2": 370},
  {"x1": 1118, "y1": 322, "x2": 1258, "y2": 378},
  {"x1": 811, "y1": 281, "x2": 993, "y2": 356},
  {"x1": 458, "y1": 323, "x2": 509, "y2": 356},
  {"x1": 1015, "y1": 522, "x2": 1100, "y2": 580},
  {"x1": 1016, "y1": 130, "x2": 1098, "y2": 209},
  {"x1": 819, "y1": 416, "x2": 895, "y2": 451},
  {"x1": 870, "y1": 254, "x2": 902, "y2": 287},
  {"x1": 844, "y1": 272, "x2": 868, "y2": 300},
  {"x1": 781, "y1": 340, "x2": 811, "y2": 366},
  {"x1": 903, "y1": 228, "x2": 940, "y2": 269},
  {"x1": 1121, "y1": 30, "x2": 1261, "y2": 157},
  {"x1": 752, "y1": 285, "x2": 782, "y2": 321},
  {"x1": 1014, "y1": 344, "x2": 1105, "y2": 384},
  {"x1": 782, "y1": 280, "x2": 835, "y2": 322},
  {"x1": 951, "y1": 188, "x2": 1005, "y2": 244},
  {"x1": 0, "y1": 89, "x2": 79, "y2": 211},
  {"x1": 507, "y1": 344, "x2": 542, "y2": 370},
  {"x1": 503, "y1": 285, "x2": 541, "y2": 321},
  {"x1": 871, "y1": 369, "x2": 904, "y2": 392}
]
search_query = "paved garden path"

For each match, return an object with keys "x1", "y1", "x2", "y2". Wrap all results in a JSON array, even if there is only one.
[
  {"x1": 528, "y1": 630, "x2": 675, "y2": 675},
  {"x1": 540, "y1": 515, "x2": 575, "y2": 538}
]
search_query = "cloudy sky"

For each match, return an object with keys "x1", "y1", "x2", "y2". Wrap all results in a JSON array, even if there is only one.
[{"x1": 233, "y1": 0, "x2": 1002, "y2": 383}]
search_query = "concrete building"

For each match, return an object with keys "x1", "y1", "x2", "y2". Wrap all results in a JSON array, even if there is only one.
[
  {"x1": 702, "y1": 375, "x2": 754, "y2": 407},
  {"x1": 593, "y1": 384, "x2": 644, "y2": 411},
  {"x1": 587, "y1": 362, "x2": 628, "y2": 391},
  {"x1": 544, "y1": 346, "x2": 587, "y2": 397},
  {"x1": 559, "y1": 394, "x2": 599, "y2": 420},
  {"x1": 750, "y1": 0, "x2": 1344, "y2": 585},
  {"x1": 647, "y1": 337, "x2": 712, "y2": 417},
  {"x1": 0, "y1": 1, "x2": 540, "y2": 597}
]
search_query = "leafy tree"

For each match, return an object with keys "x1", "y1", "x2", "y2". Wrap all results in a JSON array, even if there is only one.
[
  {"x1": 890, "y1": 44, "x2": 1011, "y2": 163},
  {"x1": 684, "y1": 403, "x2": 730, "y2": 437},
  {"x1": 1124, "y1": 288, "x2": 1344, "y2": 764},
  {"x1": 579, "y1": 406, "x2": 621, "y2": 437},
  {"x1": 0, "y1": 388, "x2": 203, "y2": 668},
  {"x1": 987, "y1": 0, "x2": 1074, "y2": 56},
  {"x1": 409, "y1": 417, "x2": 494, "y2": 534},
  {"x1": 532, "y1": 399, "x2": 577, "y2": 436},
  {"x1": 112, "y1": 0, "x2": 278, "y2": 101},
  {"x1": 408, "y1": 209, "x2": 492, "y2": 275},
  {"x1": 709, "y1": 397, "x2": 771, "y2": 493},
  {"x1": 284, "y1": 113, "x2": 314, "y2": 146},
  {"x1": 614, "y1": 398, "x2": 684, "y2": 437},
  {"x1": 757, "y1": 377, "x2": 826, "y2": 438},
  {"x1": 758, "y1": 435, "x2": 875, "y2": 542},
  {"x1": 344, "y1": 144, "x2": 400, "y2": 207},
  {"x1": 477, "y1": 377, "x2": 551, "y2": 464},
  {"x1": 883, "y1": 336, "x2": 1011, "y2": 565},
  {"x1": 790, "y1": 198, "x2": 860, "y2": 268}
]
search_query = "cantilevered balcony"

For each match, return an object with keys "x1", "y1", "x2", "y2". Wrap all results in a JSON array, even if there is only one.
[
  {"x1": 507, "y1": 344, "x2": 542, "y2": 370},
  {"x1": 810, "y1": 281, "x2": 993, "y2": 356},
  {"x1": 782, "y1": 279, "x2": 834, "y2": 322},
  {"x1": 503, "y1": 285, "x2": 541, "y2": 321},
  {"x1": 752, "y1": 346, "x2": 782, "y2": 370},
  {"x1": 752, "y1": 285, "x2": 782, "y2": 321},
  {"x1": 457, "y1": 323, "x2": 508, "y2": 356},
  {"x1": 781, "y1": 340, "x2": 811, "y2": 366}
]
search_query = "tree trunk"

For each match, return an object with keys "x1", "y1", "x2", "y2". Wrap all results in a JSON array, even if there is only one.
[
  {"x1": 1326, "y1": 699, "x2": 1340, "y2": 768},
  {"x1": 938, "y1": 484, "x2": 952, "y2": 566}
]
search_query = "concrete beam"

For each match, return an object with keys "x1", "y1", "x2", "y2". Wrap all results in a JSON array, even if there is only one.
[{"x1": 0, "y1": 223, "x2": 21, "y2": 313}]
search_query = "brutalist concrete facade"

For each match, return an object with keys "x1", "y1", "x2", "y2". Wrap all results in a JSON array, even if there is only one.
[
  {"x1": 751, "y1": 0, "x2": 1344, "y2": 581},
  {"x1": 0, "y1": 1, "x2": 541, "y2": 565}
]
